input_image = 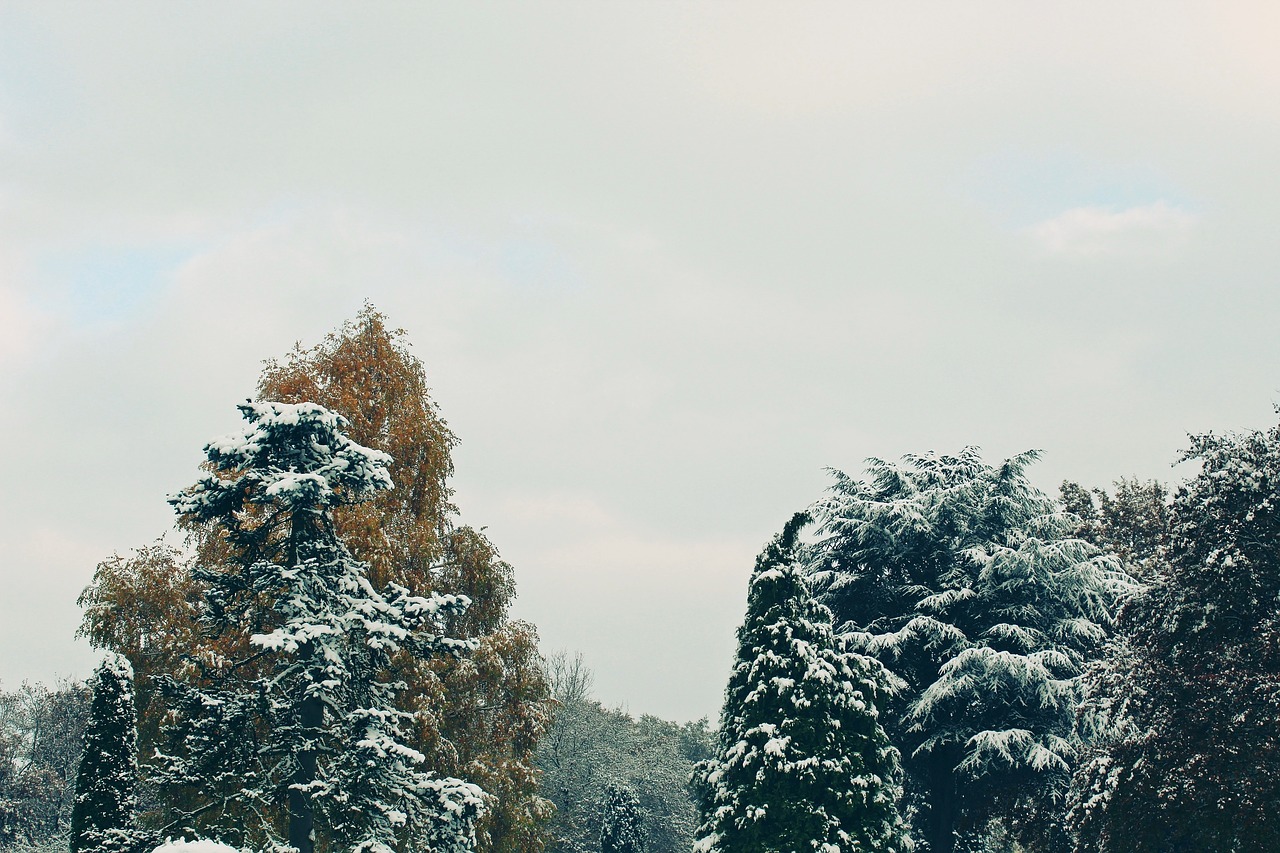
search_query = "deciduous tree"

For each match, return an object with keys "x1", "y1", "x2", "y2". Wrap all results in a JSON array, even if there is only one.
[{"x1": 1067, "y1": 422, "x2": 1280, "y2": 853}]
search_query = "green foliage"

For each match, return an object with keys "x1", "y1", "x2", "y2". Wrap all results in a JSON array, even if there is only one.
[{"x1": 694, "y1": 513, "x2": 907, "y2": 853}]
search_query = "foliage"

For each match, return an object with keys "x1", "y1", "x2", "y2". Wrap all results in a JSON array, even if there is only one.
[
  {"x1": 1059, "y1": 478, "x2": 1170, "y2": 577},
  {"x1": 1066, "y1": 422, "x2": 1280, "y2": 853},
  {"x1": 0, "y1": 682, "x2": 90, "y2": 849},
  {"x1": 70, "y1": 654, "x2": 144, "y2": 853},
  {"x1": 155, "y1": 400, "x2": 485, "y2": 853},
  {"x1": 77, "y1": 306, "x2": 553, "y2": 852},
  {"x1": 536, "y1": 652, "x2": 712, "y2": 853},
  {"x1": 805, "y1": 449, "x2": 1134, "y2": 853},
  {"x1": 693, "y1": 513, "x2": 908, "y2": 853},
  {"x1": 601, "y1": 783, "x2": 645, "y2": 853}
]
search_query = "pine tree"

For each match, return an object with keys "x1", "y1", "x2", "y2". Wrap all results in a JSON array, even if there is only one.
[
  {"x1": 693, "y1": 513, "x2": 908, "y2": 853},
  {"x1": 1067, "y1": 421, "x2": 1280, "y2": 853},
  {"x1": 70, "y1": 654, "x2": 142, "y2": 853},
  {"x1": 156, "y1": 400, "x2": 486, "y2": 853},
  {"x1": 601, "y1": 783, "x2": 644, "y2": 853},
  {"x1": 806, "y1": 449, "x2": 1134, "y2": 853},
  {"x1": 79, "y1": 306, "x2": 553, "y2": 853}
]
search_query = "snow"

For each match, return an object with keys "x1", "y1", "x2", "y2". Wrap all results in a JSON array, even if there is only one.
[{"x1": 149, "y1": 840, "x2": 243, "y2": 853}]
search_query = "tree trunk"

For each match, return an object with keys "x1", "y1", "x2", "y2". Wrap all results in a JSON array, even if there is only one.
[
  {"x1": 923, "y1": 758, "x2": 959, "y2": 853},
  {"x1": 289, "y1": 682, "x2": 323, "y2": 853}
]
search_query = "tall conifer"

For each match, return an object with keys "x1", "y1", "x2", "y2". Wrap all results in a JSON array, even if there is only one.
[
  {"x1": 601, "y1": 783, "x2": 645, "y2": 853},
  {"x1": 156, "y1": 401, "x2": 485, "y2": 853},
  {"x1": 693, "y1": 513, "x2": 907, "y2": 853},
  {"x1": 70, "y1": 653, "x2": 141, "y2": 853}
]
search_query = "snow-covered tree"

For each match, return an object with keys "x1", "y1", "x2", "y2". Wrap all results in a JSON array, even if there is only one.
[
  {"x1": 0, "y1": 680, "x2": 90, "y2": 848},
  {"x1": 80, "y1": 308, "x2": 553, "y2": 853},
  {"x1": 693, "y1": 513, "x2": 908, "y2": 853},
  {"x1": 601, "y1": 783, "x2": 644, "y2": 853},
  {"x1": 156, "y1": 401, "x2": 486, "y2": 853},
  {"x1": 70, "y1": 654, "x2": 142, "y2": 853},
  {"x1": 536, "y1": 652, "x2": 711, "y2": 853},
  {"x1": 805, "y1": 449, "x2": 1134, "y2": 853},
  {"x1": 1067, "y1": 421, "x2": 1280, "y2": 853}
]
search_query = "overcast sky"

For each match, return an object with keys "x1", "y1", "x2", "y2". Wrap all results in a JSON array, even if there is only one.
[{"x1": 4, "y1": 2, "x2": 1280, "y2": 722}]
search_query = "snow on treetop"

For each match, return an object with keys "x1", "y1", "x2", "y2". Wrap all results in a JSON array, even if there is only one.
[
  {"x1": 171, "y1": 399, "x2": 395, "y2": 517},
  {"x1": 101, "y1": 650, "x2": 133, "y2": 680},
  {"x1": 149, "y1": 840, "x2": 244, "y2": 853}
]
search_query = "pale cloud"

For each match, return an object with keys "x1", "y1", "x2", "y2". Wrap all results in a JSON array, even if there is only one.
[
  {"x1": 1024, "y1": 202, "x2": 1198, "y2": 256},
  {"x1": 10, "y1": 2, "x2": 1280, "y2": 722}
]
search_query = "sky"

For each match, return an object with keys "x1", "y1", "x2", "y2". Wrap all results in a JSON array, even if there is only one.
[{"x1": 4, "y1": 2, "x2": 1280, "y2": 723}]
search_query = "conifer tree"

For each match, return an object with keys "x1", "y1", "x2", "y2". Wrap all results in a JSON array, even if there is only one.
[
  {"x1": 1067, "y1": 421, "x2": 1280, "y2": 853},
  {"x1": 600, "y1": 783, "x2": 644, "y2": 853},
  {"x1": 70, "y1": 654, "x2": 142, "y2": 853},
  {"x1": 78, "y1": 306, "x2": 552, "y2": 852},
  {"x1": 156, "y1": 401, "x2": 486, "y2": 853},
  {"x1": 693, "y1": 513, "x2": 907, "y2": 853},
  {"x1": 806, "y1": 449, "x2": 1134, "y2": 853}
]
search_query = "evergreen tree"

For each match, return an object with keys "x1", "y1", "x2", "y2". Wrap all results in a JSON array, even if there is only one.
[
  {"x1": 693, "y1": 513, "x2": 907, "y2": 853},
  {"x1": 156, "y1": 401, "x2": 486, "y2": 853},
  {"x1": 1067, "y1": 421, "x2": 1280, "y2": 853},
  {"x1": 78, "y1": 307, "x2": 552, "y2": 853},
  {"x1": 805, "y1": 449, "x2": 1134, "y2": 853},
  {"x1": 600, "y1": 783, "x2": 644, "y2": 853},
  {"x1": 70, "y1": 654, "x2": 141, "y2": 853}
]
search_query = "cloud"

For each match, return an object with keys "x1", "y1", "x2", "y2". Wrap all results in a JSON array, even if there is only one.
[{"x1": 1024, "y1": 202, "x2": 1198, "y2": 256}]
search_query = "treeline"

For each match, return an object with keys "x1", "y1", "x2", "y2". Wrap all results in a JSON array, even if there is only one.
[
  {"x1": 690, "y1": 437, "x2": 1280, "y2": 852},
  {"x1": 3, "y1": 305, "x2": 1279, "y2": 853}
]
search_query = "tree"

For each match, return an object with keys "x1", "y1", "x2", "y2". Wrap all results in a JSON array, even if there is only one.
[
  {"x1": 70, "y1": 654, "x2": 142, "y2": 853},
  {"x1": 535, "y1": 652, "x2": 712, "y2": 853},
  {"x1": 600, "y1": 784, "x2": 644, "y2": 853},
  {"x1": 1066, "y1": 422, "x2": 1280, "y2": 853},
  {"x1": 805, "y1": 449, "x2": 1134, "y2": 853},
  {"x1": 1059, "y1": 478, "x2": 1170, "y2": 577},
  {"x1": 78, "y1": 306, "x2": 553, "y2": 852},
  {"x1": 0, "y1": 680, "x2": 90, "y2": 849},
  {"x1": 155, "y1": 400, "x2": 486, "y2": 853},
  {"x1": 693, "y1": 513, "x2": 908, "y2": 853}
]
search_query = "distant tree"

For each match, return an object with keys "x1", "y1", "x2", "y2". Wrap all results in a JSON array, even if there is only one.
[
  {"x1": 1059, "y1": 478, "x2": 1170, "y2": 577},
  {"x1": 806, "y1": 449, "x2": 1135, "y2": 853},
  {"x1": 1067, "y1": 422, "x2": 1280, "y2": 853},
  {"x1": 70, "y1": 655, "x2": 142, "y2": 853},
  {"x1": 536, "y1": 652, "x2": 711, "y2": 853},
  {"x1": 78, "y1": 306, "x2": 553, "y2": 852},
  {"x1": 155, "y1": 400, "x2": 486, "y2": 853},
  {"x1": 693, "y1": 513, "x2": 908, "y2": 853},
  {"x1": 601, "y1": 784, "x2": 645, "y2": 853},
  {"x1": 0, "y1": 681, "x2": 90, "y2": 848}
]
